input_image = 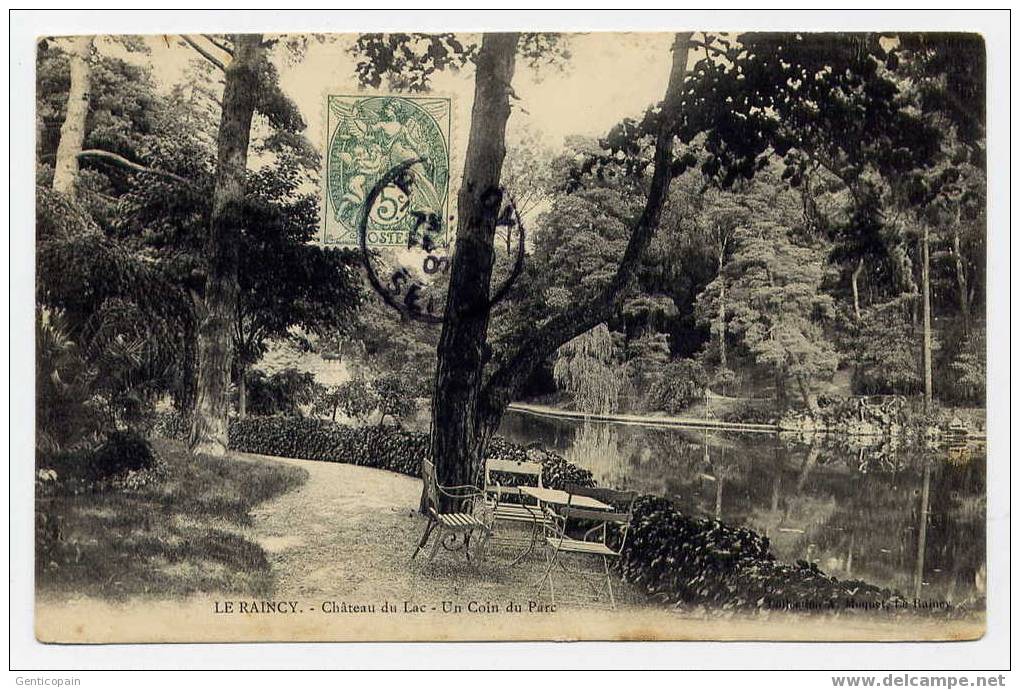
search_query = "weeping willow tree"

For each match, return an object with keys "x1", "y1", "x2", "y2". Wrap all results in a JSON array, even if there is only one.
[{"x1": 553, "y1": 323, "x2": 625, "y2": 415}]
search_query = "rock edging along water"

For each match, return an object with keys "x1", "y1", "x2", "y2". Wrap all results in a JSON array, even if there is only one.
[
  {"x1": 152, "y1": 412, "x2": 922, "y2": 613},
  {"x1": 506, "y1": 402, "x2": 778, "y2": 433}
]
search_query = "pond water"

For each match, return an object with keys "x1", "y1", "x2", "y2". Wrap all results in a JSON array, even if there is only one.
[{"x1": 498, "y1": 409, "x2": 987, "y2": 607}]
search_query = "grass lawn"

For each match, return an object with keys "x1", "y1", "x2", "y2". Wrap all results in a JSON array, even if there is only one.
[{"x1": 36, "y1": 438, "x2": 308, "y2": 600}]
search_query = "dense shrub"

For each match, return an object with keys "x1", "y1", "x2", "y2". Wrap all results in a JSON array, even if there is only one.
[
  {"x1": 313, "y1": 377, "x2": 378, "y2": 423},
  {"x1": 241, "y1": 368, "x2": 322, "y2": 417},
  {"x1": 92, "y1": 430, "x2": 156, "y2": 476},
  {"x1": 227, "y1": 417, "x2": 594, "y2": 491},
  {"x1": 646, "y1": 359, "x2": 709, "y2": 414},
  {"x1": 372, "y1": 374, "x2": 417, "y2": 425},
  {"x1": 154, "y1": 412, "x2": 593, "y2": 491},
  {"x1": 153, "y1": 410, "x2": 191, "y2": 442},
  {"x1": 621, "y1": 496, "x2": 903, "y2": 611},
  {"x1": 721, "y1": 400, "x2": 778, "y2": 425},
  {"x1": 622, "y1": 496, "x2": 768, "y2": 596},
  {"x1": 38, "y1": 429, "x2": 157, "y2": 489}
]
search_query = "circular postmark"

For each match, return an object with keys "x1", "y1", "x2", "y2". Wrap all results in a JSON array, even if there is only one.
[{"x1": 358, "y1": 160, "x2": 526, "y2": 325}]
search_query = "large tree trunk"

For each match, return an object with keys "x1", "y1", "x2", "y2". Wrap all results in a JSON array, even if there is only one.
[
  {"x1": 429, "y1": 33, "x2": 519, "y2": 500},
  {"x1": 476, "y1": 34, "x2": 694, "y2": 423},
  {"x1": 190, "y1": 34, "x2": 262, "y2": 456},
  {"x1": 52, "y1": 35, "x2": 93, "y2": 195},
  {"x1": 920, "y1": 219, "x2": 933, "y2": 413},
  {"x1": 426, "y1": 33, "x2": 693, "y2": 506}
]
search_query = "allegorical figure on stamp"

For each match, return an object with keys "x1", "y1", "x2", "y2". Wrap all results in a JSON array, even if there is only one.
[{"x1": 327, "y1": 95, "x2": 451, "y2": 245}]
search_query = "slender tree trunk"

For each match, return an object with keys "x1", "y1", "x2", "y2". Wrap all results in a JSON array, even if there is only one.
[
  {"x1": 52, "y1": 35, "x2": 93, "y2": 195},
  {"x1": 913, "y1": 456, "x2": 932, "y2": 600},
  {"x1": 238, "y1": 364, "x2": 247, "y2": 418},
  {"x1": 921, "y1": 219, "x2": 933, "y2": 413},
  {"x1": 775, "y1": 371, "x2": 788, "y2": 407},
  {"x1": 797, "y1": 373, "x2": 819, "y2": 414},
  {"x1": 952, "y1": 225, "x2": 970, "y2": 335},
  {"x1": 190, "y1": 34, "x2": 262, "y2": 456},
  {"x1": 796, "y1": 443, "x2": 818, "y2": 492},
  {"x1": 173, "y1": 289, "x2": 206, "y2": 412},
  {"x1": 771, "y1": 467, "x2": 781, "y2": 513},
  {"x1": 429, "y1": 33, "x2": 519, "y2": 501},
  {"x1": 717, "y1": 254, "x2": 727, "y2": 369},
  {"x1": 851, "y1": 258, "x2": 864, "y2": 320}
]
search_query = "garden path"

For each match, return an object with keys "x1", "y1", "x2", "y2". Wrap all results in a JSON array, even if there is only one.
[{"x1": 240, "y1": 452, "x2": 653, "y2": 612}]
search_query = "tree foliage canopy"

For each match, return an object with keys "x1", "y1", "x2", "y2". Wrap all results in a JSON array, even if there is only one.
[{"x1": 36, "y1": 187, "x2": 197, "y2": 444}]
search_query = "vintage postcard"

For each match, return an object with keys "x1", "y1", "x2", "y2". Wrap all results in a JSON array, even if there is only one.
[{"x1": 31, "y1": 28, "x2": 989, "y2": 645}]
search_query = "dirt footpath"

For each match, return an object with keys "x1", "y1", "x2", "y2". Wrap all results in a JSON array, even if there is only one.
[{"x1": 241, "y1": 452, "x2": 651, "y2": 611}]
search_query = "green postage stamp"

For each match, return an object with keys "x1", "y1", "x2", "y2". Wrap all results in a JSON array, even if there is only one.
[{"x1": 323, "y1": 94, "x2": 452, "y2": 247}]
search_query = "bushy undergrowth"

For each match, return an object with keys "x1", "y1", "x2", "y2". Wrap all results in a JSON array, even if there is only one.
[
  {"x1": 153, "y1": 412, "x2": 911, "y2": 613},
  {"x1": 37, "y1": 430, "x2": 161, "y2": 493},
  {"x1": 720, "y1": 400, "x2": 779, "y2": 425},
  {"x1": 621, "y1": 496, "x2": 903, "y2": 611},
  {"x1": 645, "y1": 359, "x2": 709, "y2": 414}
]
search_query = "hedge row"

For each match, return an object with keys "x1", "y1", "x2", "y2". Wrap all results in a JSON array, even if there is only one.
[
  {"x1": 155, "y1": 412, "x2": 905, "y2": 612},
  {"x1": 621, "y1": 496, "x2": 902, "y2": 611},
  {"x1": 154, "y1": 412, "x2": 593, "y2": 490}
]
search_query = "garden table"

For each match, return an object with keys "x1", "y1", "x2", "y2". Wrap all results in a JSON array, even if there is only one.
[
  {"x1": 502, "y1": 487, "x2": 614, "y2": 565},
  {"x1": 519, "y1": 486, "x2": 612, "y2": 511}
]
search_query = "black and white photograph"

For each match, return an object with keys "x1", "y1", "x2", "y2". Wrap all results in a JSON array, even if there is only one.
[{"x1": 10, "y1": 10, "x2": 1009, "y2": 668}]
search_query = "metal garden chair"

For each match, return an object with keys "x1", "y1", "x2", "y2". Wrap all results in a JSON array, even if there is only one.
[
  {"x1": 483, "y1": 457, "x2": 553, "y2": 564},
  {"x1": 536, "y1": 484, "x2": 637, "y2": 609},
  {"x1": 411, "y1": 459, "x2": 490, "y2": 565}
]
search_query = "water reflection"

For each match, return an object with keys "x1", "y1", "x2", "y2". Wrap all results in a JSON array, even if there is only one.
[{"x1": 498, "y1": 411, "x2": 986, "y2": 606}]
